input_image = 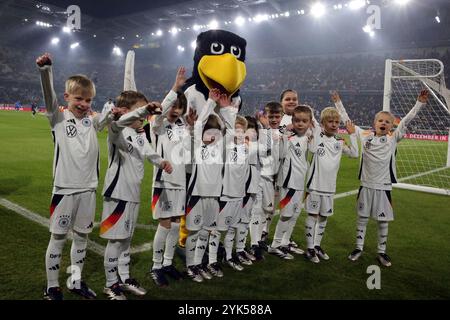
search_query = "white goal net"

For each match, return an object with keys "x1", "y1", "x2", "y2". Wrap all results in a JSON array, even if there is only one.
[{"x1": 383, "y1": 59, "x2": 450, "y2": 195}]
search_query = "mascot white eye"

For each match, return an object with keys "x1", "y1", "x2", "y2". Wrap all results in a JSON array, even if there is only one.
[
  {"x1": 230, "y1": 46, "x2": 241, "y2": 58},
  {"x1": 210, "y1": 42, "x2": 225, "y2": 54}
]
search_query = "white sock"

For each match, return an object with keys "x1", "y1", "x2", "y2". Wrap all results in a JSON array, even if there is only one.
[
  {"x1": 163, "y1": 222, "x2": 180, "y2": 267},
  {"x1": 208, "y1": 230, "x2": 221, "y2": 265},
  {"x1": 152, "y1": 224, "x2": 170, "y2": 270},
  {"x1": 235, "y1": 223, "x2": 249, "y2": 252},
  {"x1": 185, "y1": 231, "x2": 198, "y2": 267},
  {"x1": 118, "y1": 238, "x2": 131, "y2": 282},
  {"x1": 45, "y1": 234, "x2": 67, "y2": 289},
  {"x1": 313, "y1": 216, "x2": 328, "y2": 247},
  {"x1": 356, "y1": 216, "x2": 369, "y2": 250},
  {"x1": 305, "y1": 215, "x2": 318, "y2": 249},
  {"x1": 224, "y1": 227, "x2": 236, "y2": 261},
  {"x1": 249, "y1": 209, "x2": 263, "y2": 246},
  {"x1": 104, "y1": 240, "x2": 123, "y2": 287},
  {"x1": 377, "y1": 221, "x2": 389, "y2": 254},
  {"x1": 281, "y1": 211, "x2": 300, "y2": 247},
  {"x1": 194, "y1": 229, "x2": 209, "y2": 266},
  {"x1": 70, "y1": 231, "x2": 88, "y2": 289},
  {"x1": 271, "y1": 218, "x2": 291, "y2": 248}
]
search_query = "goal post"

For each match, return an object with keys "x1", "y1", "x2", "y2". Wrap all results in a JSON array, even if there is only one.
[{"x1": 383, "y1": 59, "x2": 450, "y2": 196}]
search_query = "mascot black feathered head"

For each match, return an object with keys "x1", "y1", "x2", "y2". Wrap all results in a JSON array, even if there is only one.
[{"x1": 183, "y1": 29, "x2": 247, "y2": 100}]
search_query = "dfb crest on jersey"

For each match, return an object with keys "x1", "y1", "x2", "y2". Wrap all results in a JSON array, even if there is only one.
[
  {"x1": 334, "y1": 142, "x2": 341, "y2": 151},
  {"x1": 127, "y1": 143, "x2": 134, "y2": 153},
  {"x1": 201, "y1": 145, "x2": 209, "y2": 160},
  {"x1": 82, "y1": 118, "x2": 91, "y2": 127},
  {"x1": 136, "y1": 136, "x2": 145, "y2": 147},
  {"x1": 193, "y1": 215, "x2": 202, "y2": 225},
  {"x1": 379, "y1": 136, "x2": 387, "y2": 143},
  {"x1": 317, "y1": 148, "x2": 325, "y2": 157},
  {"x1": 310, "y1": 200, "x2": 319, "y2": 210},
  {"x1": 225, "y1": 216, "x2": 233, "y2": 226},
  {"x1": 66, "y1": 124, "x2": 77, "y2": 138},
  {"x1": 58, "y1": 214, "x2": 71, "y2": 228}
]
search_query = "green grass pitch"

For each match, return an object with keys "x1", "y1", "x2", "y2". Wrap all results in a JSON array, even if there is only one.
[{"x1": 1, "y1": 110, "x2": 449, "y2": 300}]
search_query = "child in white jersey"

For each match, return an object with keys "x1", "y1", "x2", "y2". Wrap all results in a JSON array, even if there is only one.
[
  {"x1": 37, "y1": 53, "x2": 112, "y2": 300},
  {"x1": 332, "y1": 90, "x2": 429, "y2": 267},
  {"x1": 304, "y1": 106, "x2": 359, "y2": 263},
  {"x1": 100, "y1": 91, "x2": 172, "y2": 300}
]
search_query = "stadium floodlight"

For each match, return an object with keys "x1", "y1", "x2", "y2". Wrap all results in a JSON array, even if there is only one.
[
  {"x1": 337, "y1": 4, "x2": 343, "y2": 9},
  {"x1": 435, "y1": 15, "x2": 441, "y2": 23},
  {"x1": 362, "y1": 25, "x2": 372, "y2": 33},
  {"x1": 193, "y1": 24, "x2": 201, "y2": 31},
  {"x1": 93, "y1": 34, "x2": 97, "y2": 38},
  {"x1": 191, "y1": 40, "x2": 196, "y2": 49},
  {"x1": 254, "y1": 14, "x2": 269, "y2": 23},
  {"x1": 70, "y1": 42, "x2": 79, "y2": 49},
  {"x1": 284, "y1": 11, "x2": 290, "y2": 17},
  {"x1": 170, "y1": 27, "x2": 178, "y2": 35},
  {"x1": 136, "y1": 34, "x2": 140, "y2": 38},
  {"x1": 62, "y1": 26, "x2": 71, "y2": 33},
  {"x1": 112, "y1": 45, "x2": 123, "y2": 56},
  {"x1": 369, "y1": 30, "x2": 375, "y2": 37},
  {"x1": 51, "y1": 37, "x2": 60, "y2": 45},
  {"x1": 300, "y1": 9, "x2": 305, "y2": 15},
  {"x1": 349, "y1": 0, "x2": 365, "y2": 10},
  {"x1": 156, "y1": 29, "x2": 163, "y2": 36},
  {"x1": 395, "y1": 0, "x2": 410, "y2": 5},
  {"x1": 177, "y1": 45, "x2": 185, "y2": 52},
  {"x1": 208, "y1": 20, "x2": 219, "y2": 29},
  {"x1": 311, "y1": 3, "x2": 326, "y2": 18},
  {"x1": 234, "y1": 16, "x2": 246, "y2": 26}
]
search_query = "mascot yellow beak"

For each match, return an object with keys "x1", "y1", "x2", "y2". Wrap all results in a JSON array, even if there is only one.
[{"x1": 198, "y1": 53, "x2": 246, "y2": 96}]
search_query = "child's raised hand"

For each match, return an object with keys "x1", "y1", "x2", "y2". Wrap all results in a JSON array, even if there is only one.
[
  {"x1": 111, "y1": 107, "x2": 124, "y2": 120},
  {"x1": 418, "y1": 89, "x2": 429, "y2": 103},
  {"x1": 160, "y1": 160, "x2": 173, "y2": 174},
  {"x1": 345, "y1": 120, "x2": 356, "y2": 134},
  {"x1": 146, "y1": 102, "x2": 162, "y2": 115},
  {"x1": 172, "y1": 66, "x2": 186, "y2": 92},
  {"x1": 218, "y1": 94, "x2": 231, "y2": 108},
  {"x1": 208, "y1": 88, "x2": 221, "y2": 102},
  {"x1": 331, "y1": 91, "x2": 341, "y2": 103},
  {"x1": 256, "y1": 111, "x2": 269, "y2": 129},
  {"x1": 185, "y1": 107, "x2": 198, "y2": 127},
  {"x1": 36, "y1": 53, "x2": 52, "y2": 67}
]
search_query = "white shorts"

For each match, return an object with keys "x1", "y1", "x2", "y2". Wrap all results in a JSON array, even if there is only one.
[
  {"x1": 357, "y1": 187, "x2": 394, "y2": 221},
  {"x1": 49, "y1": 191, "x2": 96, "y2": 235},
  {"x1": 185, "y1": 196, "x2": 219, "y2": 232},
  {"x1": 152, "y1": 188, "x2": 185, "y2": 220},
  {"x1": 240, "y1": 194, "x2": 256, "y2": 224},
  {"x1": 279, "y1": 188, "x2": 303, "y2": 218},
  {"x1": 100, "y1": 198, "x2": 140, "y2": 240},
  {"x1": 217, "y1": 199, "x2": 242, "y2": 231},
  {"x1": 305, "y1": 193, "x2": 334, "y2": 216},
  {"x1": 259, "y1": 176, "x2": 275, "y2": 212}
]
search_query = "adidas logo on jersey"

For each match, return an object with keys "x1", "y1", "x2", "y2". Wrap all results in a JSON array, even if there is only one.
[
  {"x1": 379, "y1": 212, "x2": 386, "y2": 217},
  {"x1": 318, "y1": 143, "x2": 325, "y2": 147}
]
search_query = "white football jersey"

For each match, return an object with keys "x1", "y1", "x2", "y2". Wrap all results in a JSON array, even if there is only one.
[
  {"x1": 151, "y1": 90, "x2": 190, "y2": 189},
  {"x1": 279, "y1": 114, "x2": 292, "y2": 134},
  {"x1": 335, "y1": 100, "x2": 425, "y2": 190},
  {"x1": 39, "y1": 65, "x2": 112, "y2": 192},
  {"x1": 277, "y1": 132, "x2": 310, "y2": 191},
  {"x1": 103, "y1": 107, "x2": 163, "y2": 203},
  {"x1": 258, "y1": 127, "x2": 283, "y2": 180},
  {"x1": 306, "y1": 127, "x2": 358, "y2": 194},
  {"x1": 245, "y1": 137, "x2": 261, "y2": 195}
]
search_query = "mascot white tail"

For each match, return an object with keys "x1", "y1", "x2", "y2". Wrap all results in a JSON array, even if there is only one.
[{"x1": 124, "y1": 50, "x2": 137, "y2": 91}]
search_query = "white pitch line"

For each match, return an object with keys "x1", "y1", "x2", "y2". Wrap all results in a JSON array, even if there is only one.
[{"x1": 0, "y1": 198, "x2": 152, "y2": 256}]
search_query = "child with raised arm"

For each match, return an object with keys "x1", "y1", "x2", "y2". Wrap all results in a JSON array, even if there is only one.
[
  {"x1": 148, "y1": 67, "x2": 191, "y2": 287},
  {"x1": 37, "y1": 53, "x2": 112, "y2": 300},
  {"x1": 304, "y1": 106, "x2": 359, "y2": 263},
  {"x1": 100, "y1": 91, "x2": 172, "y2": 300},
  {"x1": 332, "y1": 90, "x2": 429, "y2": 267}
]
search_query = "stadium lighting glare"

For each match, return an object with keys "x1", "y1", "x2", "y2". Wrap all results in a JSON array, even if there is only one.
[
  {"x1": 349, "y1": 0, "x2": 365, "y2": 10},
  {"x1": 135, "y1": 34, "x2": 140, "y2": 38},
  {"x1": 51, "y1": 37, "x2": 60, "y2": 45},
  {"x1": 395, "y1": 0, "x2": 410, "y2": 5},
  {"x1": 177, "y1": 45, "x2": 185, "y2": 52},
  {"x1": 191, "y1": 40, "x2": 196, "y2": 49},
  {"x1": 337, "y1": 4, "x2": 343, "y2": 9},
  {"x1": 208, "y1": 20, "x2": 219, "y2": 29},
  {"x1": 311, "y1": 3, "x2": 326, "y2": 18},
  {"x1": 70, "y1": 42, "x2": 79, "y2": 49},
  {"x1": 62, "y1": 26, "x2": 71, "y2": 33},
  {"x1": 254, "y1": 14, "x2": 269, "y2": 23},
  {"x1": 234, "y1": 16, "x2": 246, "y2": 26},
  {"x1": 156, "y1": 29, "x2": 163, "y2": 36},
  {"x1": 369, "y1": 31, "x2": 375, "y2": 37},
  {"x1": 193, "y1": 24, "x2": 201, "y2": 31},
  {"x1": 300, "y1": 9, "x2": 305, "y2": 15},
  {"x1": 284, "y1": 11, "x2": 290, "y2": 17},
  {"x1": 112, "y1": 45, "x2": 123, "y2": 56},
  {"x1": 170, "y1": 27, "x2": 178, "y2": 35},
  {"x1": 362, "y1": 25, "x2": 372, "y2": 33},
  {"x1": 435, "y1": 15, "x2": 441, "y2": 23},
  {"x1": 93, "y1": 34, "x2": 97, "y2": 38}
]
